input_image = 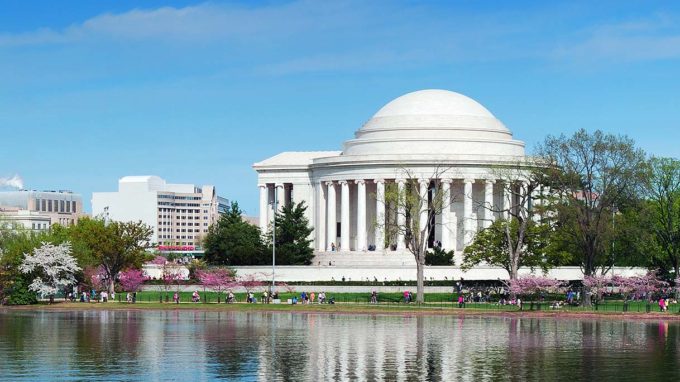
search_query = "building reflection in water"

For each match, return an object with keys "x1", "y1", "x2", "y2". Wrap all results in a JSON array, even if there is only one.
[{"x1": 0, "y1": 310, "x2": 679, "y2": 381}]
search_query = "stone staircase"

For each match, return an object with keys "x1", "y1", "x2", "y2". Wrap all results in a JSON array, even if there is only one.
[{"x1": 312, "y1": 251, "x2": 417, "y2": 267}]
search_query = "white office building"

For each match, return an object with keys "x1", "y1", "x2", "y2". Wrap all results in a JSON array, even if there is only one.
[{"x1": 92, "y1": 176, "x2": 228, "y2": 250}]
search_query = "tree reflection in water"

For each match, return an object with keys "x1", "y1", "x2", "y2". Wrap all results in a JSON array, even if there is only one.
[{"x1": 0, "y1": 310, "x2": 679, "y2": 381}]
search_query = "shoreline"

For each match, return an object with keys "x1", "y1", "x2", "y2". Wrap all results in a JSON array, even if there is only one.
[{"x1": 4, "y1": 302, "x2": 680, "y2": 322}]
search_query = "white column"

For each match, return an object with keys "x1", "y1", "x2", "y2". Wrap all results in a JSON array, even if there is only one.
[
  {"x1": 258, "y1": 184, "x2": 268, "y2": 232},
  {"x1": 483, "y1": 179, "x2": 495, "y2": 229},
  {"x1": 397, "y1": 179, "x2": 406, "y2": 250},
  {"x1": 375, "y1": 179, "x2": 385, "y2": 250},
  {"x1": 531, "y1": 184, "x2": 542, "y2": 223},
  {"x1": 317, "y1": 182, "x2": 326, "y2": 251},
  {"x1": 418, "y1": 179, "x2": 429, "y2": 239},
  {"x1": 463, "y1": 178, "x2": 475, "y2": 245},
  {"x1": 502, "y1": 182, "x2": 511, "y2": 220},
  {"x1": 326, "y1": 182, "x2": 336, "y2": 251},
  {"x1": 340, "y1": 180, "x2": 350, "y2": 251},
  {"x1": 440, "y1": 179, "x2": 452, "y2": 250},
  {"x1": 275, "y1": 184, "x2": 284, "y2": 213},
  {"x1": 356, "y1": 180, "x2": 367, "y2": 251}
]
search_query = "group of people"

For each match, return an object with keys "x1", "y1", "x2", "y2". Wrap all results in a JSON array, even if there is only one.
[
  {"x1": 658, "y1": 297, "x2": 677, "y2": 311},
  {"x1": 78, "y1": 289, "x2": 114, "y2": 303}
]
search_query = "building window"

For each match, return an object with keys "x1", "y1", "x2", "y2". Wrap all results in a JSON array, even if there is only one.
[
  {"x1": 66, "y1": 202, "x2": 70, "y2": 213},
  {"x1": 35, "y1": 199, "x2": 40, "y2": 211},
  {"x1": 59, "y1": 200, "x2": 64, "y2": 212},
  {"x1": 72, "y1": 201, "x2": 77, "y2": 213},
  {"x1": 48, "y1": 200, "x2": 52, "y2": 212}
]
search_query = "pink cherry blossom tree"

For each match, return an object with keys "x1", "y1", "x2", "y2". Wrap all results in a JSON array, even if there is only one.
[
  {"x1": 119, "y1": 268, "x2": 147, "y2": 292},
  {"x1": 83, "y1": 266, "x2": 108, "y2": 291},
  {"x1": 582, "y1": 274, "x2": 612, "y2": 301},
  {"x1": 612, "y1": 272, "x2": 668, "y2": 301},
  {"x1": 238, "y1": 273, "x2": 268, "y2": 299},
  {"x1": 151, "y1": 256, "x2": 184, "y2": 302},
  {"x1": 508, "y1": 275, "x2": 563, "y2": 301},
  {"x1": 197, "y1": 268, "x2": 236, "y2": 303},
  {"x1": 19, "y1": 242, "x2": 81, "y2": 304}
]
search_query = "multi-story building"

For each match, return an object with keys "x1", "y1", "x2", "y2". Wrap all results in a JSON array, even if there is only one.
[
  {"x1": 0, "y1": 206, "x2": 52, "y2": 231},
  {"x1": 0, "y1": 189, "x2": 83, "y2": 227},
  {"x1": 91, "y1": 176, "x2": 228, "y2": 253}
]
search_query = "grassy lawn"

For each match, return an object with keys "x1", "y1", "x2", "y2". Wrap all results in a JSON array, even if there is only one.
[{"x1": 69, "y1": 291, "x2": 680, "y2": 315}]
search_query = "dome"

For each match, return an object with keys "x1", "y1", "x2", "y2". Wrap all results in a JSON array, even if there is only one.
[
  {"x1": 342, "y1": 89, "x2": 525, "y2": 157},
  {"x1": 373, "y1": 89, "x2": 496, "y2": 119}
]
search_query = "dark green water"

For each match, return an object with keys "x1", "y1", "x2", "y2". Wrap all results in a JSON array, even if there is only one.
[{"x1": 0, "y1": 310, "x2": 678, "y2": 381}]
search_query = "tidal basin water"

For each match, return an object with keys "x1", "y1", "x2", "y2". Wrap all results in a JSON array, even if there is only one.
[{"x1": 0, "y1": 310, "x2": 679, "y2": 381}]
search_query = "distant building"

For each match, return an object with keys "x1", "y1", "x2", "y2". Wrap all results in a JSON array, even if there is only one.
[
  {"x1": 0, "y1": 189, "x2": 83, "y2": 227},
  {"x1": 0, "y1": 206, "x2": 51, "y2": 231},
  {"x1": 91, "y1": 176, "x2": 228, "y2": 255}
]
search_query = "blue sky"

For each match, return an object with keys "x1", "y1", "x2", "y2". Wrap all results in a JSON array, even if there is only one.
[{"x1": 2, "y1": 0, "x2": 680, "y2": 215}]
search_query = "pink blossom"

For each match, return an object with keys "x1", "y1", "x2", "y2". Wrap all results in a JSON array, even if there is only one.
[
  {"x1": 197, "y1": 268, "x2": 236, "y2": 293},
  {"x1": 508, "y1": 275, "x2": 563, "y2": 296},
  {"x1": 119, "y1": 268, "x2": 147, "y2": 292},
  {"x1": 149, "y1": 255, "x2": 167, "y2": 265}
]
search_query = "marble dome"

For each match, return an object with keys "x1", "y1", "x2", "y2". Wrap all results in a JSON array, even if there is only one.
[{"x1": 342, "y1": 89, "x2": 524, "y2": 157}]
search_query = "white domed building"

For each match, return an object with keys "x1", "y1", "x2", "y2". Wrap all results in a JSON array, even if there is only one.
[{"x1": 254, "y1": 89, "x2": 527, "y2": 265}]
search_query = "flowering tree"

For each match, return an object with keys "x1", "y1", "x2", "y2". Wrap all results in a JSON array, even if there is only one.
[
  {"x1": 84, "y1": 265, "x2": 109, "y2": 291},
  {"x1": 151, "y1": 256, "x2": 184, "y2": 302},
  {"x1": 119, "y1": 268, "x2": 146, "y2": 292},
  {"x1": 582, "y1": 274, "x2": 612, "y2": 301},
  {"x1": 19, "y1": 242, "x2": 81, "y2": 303},
  {"x1": 508, "y1": 275, "x2": 563, "y2": 300},
  {"x1": 197, "y1": 268, "x2": 236, "y2": 303},
  {"x1": 612, "y1": 272, "x2": 668, "y2": 301},
  {"x1": 238, "y1": 273, "x2": 267, "y2": 297}
]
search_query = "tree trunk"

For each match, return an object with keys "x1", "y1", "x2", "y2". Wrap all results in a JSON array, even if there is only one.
[
  {"x1": 108, "y1": 278, "x2": 115, "y2": 295},
  {"x1": 416, "y1": 258, "x2": 425, "y2": 303}
]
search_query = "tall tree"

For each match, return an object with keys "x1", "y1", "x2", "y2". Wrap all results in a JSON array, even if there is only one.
[
  {"x1": 537, "y1": 129, "x2": 647, "y2": 305},
  {"x1": 472, "y1": 161, "x2": 555, "y2": 283},
  {"x1": 271, "y1": 201, "x2": 314, "y2": 265},
  {"x1": 203, "y1": 201, "x2": 267, "y2": 265},
  {"x1": 67, "y1": 217, "x2": 153, "y2": 294},
  {"x1": 646, "y1": 157, "x2": 680, "y2": 277},
  {"x1": 381, "y1": 167, "x2": 454, "y2": 303}
]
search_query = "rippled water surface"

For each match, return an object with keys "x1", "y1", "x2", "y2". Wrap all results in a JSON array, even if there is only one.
[{"x1": 0, "y1": 309, "x2": 679, "y2": 381}]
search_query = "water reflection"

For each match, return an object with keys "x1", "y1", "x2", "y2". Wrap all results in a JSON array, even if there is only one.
[{"x1": 0, "y1": 310, "x2": 678, "y2": 381}]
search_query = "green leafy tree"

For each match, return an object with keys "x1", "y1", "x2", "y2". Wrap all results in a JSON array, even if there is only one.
[
  {"x1": 537, "y1": 129, "x2": 647, "y2": 305},
  {"x1": 462, "y1": 219, "x2": 566, "y2": 277},
  {"x1": 203, "y1": 202, "x2": 267, "y2": 265},
  {"x1": 0, "y1": 230, "x2": 48, "y2": 304},
  {"x1": 270, "y1": 201, "x2": 314, "y2": 265},
  {"x1": 66, "y1": 217, "x2": 153, "y2": 294},
  {"x1": 646, "y1": 157, "x2": 680, "y2": 278}
]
